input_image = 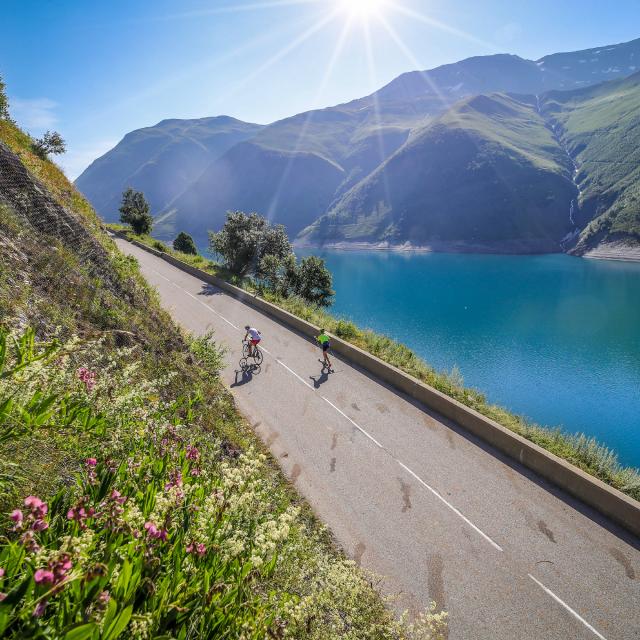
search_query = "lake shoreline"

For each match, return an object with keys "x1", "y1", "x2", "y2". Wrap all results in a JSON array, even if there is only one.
[{"x1": 296, "y1": 240, "x2": 640, "y2": 263}]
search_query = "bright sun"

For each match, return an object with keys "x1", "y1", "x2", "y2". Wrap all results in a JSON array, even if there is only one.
[{"x1": 337, "y1": 0, "x2": 387, "y2": 19}]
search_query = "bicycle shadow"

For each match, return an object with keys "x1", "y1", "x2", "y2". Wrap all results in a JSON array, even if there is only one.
[{"x1": 231, "y1": 364, "x2": 261, "y2": 387}]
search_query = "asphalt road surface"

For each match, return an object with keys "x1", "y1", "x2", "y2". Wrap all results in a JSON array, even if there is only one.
[{"x1": 116, "y1": 238, "x2": 639, "y2": 640}]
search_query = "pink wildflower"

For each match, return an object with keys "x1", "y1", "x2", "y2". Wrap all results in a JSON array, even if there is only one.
[
  {"x1": 24, "y1": 496, "x2": 48, "y2": 530},
  {"x1": 0, "y1": 567, "x2": 4, "y2": 578},
  {"x1": 165, "y1": 470, "x2": 183, "y2": 490},
  {"x1": 24, "y1": 496, "x2": 47, "y2": 517},
  {"x1": 34, "y1": 569, "x2": 55, "y2": 585},
  {"x1": 186, "y1": 445, "x2": 200, "y2": 461},
  {"x1": 144, "y1": 521, "x2": 167, "y2": 541},
  {"x1": 77, "y1": 367, "x2": 97, "y2": 392},
  {"x1": 110, "y1": 489, "x2": 126, "y2": 505},
  {"x1": 0, "y1": 593, "x2": 6, "y2": 602},
  {"x1": 33, "y1": 600, "x2": 47, "y2": 617},
  {"x1": 186, "y1": 542, "x2": 206, "y2": 557},
  {"x1": 32, "y1": 519, "x2": 49, "y2": 532},
  {"x1": 12, "y1": 497, "x2": 49, "y2": 537},
  {"x1": 85, "y1": 458, "x2": 97, "y2": 467},
  {"x1": 20, "y1": 530, "x2": 40, "y2": 553}
]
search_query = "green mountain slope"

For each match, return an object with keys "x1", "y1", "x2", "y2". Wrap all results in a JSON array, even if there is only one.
[
  {"x1": 75, "y1": 37, "x2": 640, "y2": 250},
  {"x1": 158, "y1": 105, "x2": 425, "y2": 245},
  {"x1": 155, "y1": 137, "x2": 347, "y2": 244},
  {"x1": 539, "y1": 72, "x2": 640, "y2": 254},
  {"x1": 300, "y1": 94, "x2": 575, "y2": 251},
  {"x1": 75, "y1": 116, "x2": 263, "y2": 219}
]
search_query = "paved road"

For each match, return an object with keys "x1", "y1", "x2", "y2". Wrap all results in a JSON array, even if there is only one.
[{"x1": 116, "y1": 238, "x2": 639, "y2": 640}]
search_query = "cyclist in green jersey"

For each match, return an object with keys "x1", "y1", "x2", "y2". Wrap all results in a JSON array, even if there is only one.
[{"x1": 316, "y1": 329, "x2": 332, "y2": 371}]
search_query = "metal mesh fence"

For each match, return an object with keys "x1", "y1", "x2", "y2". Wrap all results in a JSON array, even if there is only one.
[{"x1": 0, "y1": 141, "x2": 121, "y2": 295}]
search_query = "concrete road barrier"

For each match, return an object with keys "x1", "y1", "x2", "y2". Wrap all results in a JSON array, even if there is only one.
[{"x1": 120, "y1": 234, "x2": 640, "y2": 538}]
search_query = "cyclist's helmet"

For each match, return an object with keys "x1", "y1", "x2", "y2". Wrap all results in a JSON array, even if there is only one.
[{"x1": 244, "y1": 325, "x2": 250, "y2": 330}]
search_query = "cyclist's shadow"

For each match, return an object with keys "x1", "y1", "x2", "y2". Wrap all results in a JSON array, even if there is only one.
[
  {"x1": 231, "y1": 365, "x2": 259, "y2": 387},
  {"x1": 309, "y1": 365, "x2": 330, "y2": 389}
]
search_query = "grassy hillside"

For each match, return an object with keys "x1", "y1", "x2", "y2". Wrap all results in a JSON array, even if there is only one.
[
  {"x1": 0, "y1": 120, "x2": 447, "y2": 638},
  {"x1": 540, "y1": 72, "x2": 640, "y2": 252},
  {"x1": 75, "y1": 117, "x2": 263, "y2": 219},
  {"x1": 301, "y1": 94, "x2": 575, "y2": 250}
]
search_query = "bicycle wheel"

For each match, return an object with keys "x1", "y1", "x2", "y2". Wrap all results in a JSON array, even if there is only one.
[{"x1": 253, "y1": 348, "x2": 264, "y2": 366}]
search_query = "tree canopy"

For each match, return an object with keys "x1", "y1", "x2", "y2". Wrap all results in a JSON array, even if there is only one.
[
  {"x1": 32, "y1": 131, "x2": 66, "y2": 158},
  {"x1": 119, "y1": 187, "x2": 153, "y2": 236},
  {"x1": 209, "y1": 211, "x2": 333, "y2": 306},
  {"x1": 294, "y1": 256, "x2": 334, "y2": 307},
  {"x1": 173, "y1": 231, "x2": 198, "y2": 255},
  {"x1": 0, "y1": 74, "x2": 9, "y2": 120},
  {"x1": 208, "y1": 211, "x2": 292, "y2": 277}
]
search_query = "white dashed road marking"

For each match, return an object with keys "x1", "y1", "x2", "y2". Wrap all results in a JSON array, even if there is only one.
[{"x1": 528, "y1": 574, "x2": 608, "y2": 640}]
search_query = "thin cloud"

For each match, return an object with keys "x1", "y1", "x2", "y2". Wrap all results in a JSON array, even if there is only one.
[{"x1": 10, "y1": 97, "x2": 58, "y2": 130}]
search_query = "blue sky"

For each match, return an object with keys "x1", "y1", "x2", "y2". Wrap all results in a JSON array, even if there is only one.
[{"x1": 2, "y1": 0, "x2": 639, "y2": 179}]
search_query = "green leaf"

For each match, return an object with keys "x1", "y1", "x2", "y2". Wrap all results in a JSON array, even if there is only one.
[
  {"x1": 63, "y1": 622, "x2": 99, "y2": 640},
  {"x1": 102, "y1": 604, "x2": 133, "y2": 640},
  {"x1": 0, "y1": 573, "x2": 31, "y2": 607},
  {"x1": 102, "y1": 597, "x2": 118, "y2": 631}
]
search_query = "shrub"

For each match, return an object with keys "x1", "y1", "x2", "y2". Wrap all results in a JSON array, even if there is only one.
[
  {"x1": 294, "y1": 256, "x2": 334, "y2": 307},
  {"x1": 334, "y1": 319, "x2": 358, "y2": 340},
  {"x1": 32, "y1": 131, "x2": 66, "y2": 158},
  {"x1": 189, "y1": 331, "x2": 226, "y2": 377},
  {"x1": 119, "y1": 188, "x2": 152, "y2": 236},
  {"x1": 173, "y1": 231, "x2": 197, "y2": 255},
  {"x1": 152, "y1": 239, "x2": 167, "y2": 253}
]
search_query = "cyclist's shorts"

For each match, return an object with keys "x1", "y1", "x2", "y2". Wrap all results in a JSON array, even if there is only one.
[
  {"x1": 250, "y1": 338, "x2": 261, "y2": 346},
  {"x1": 322, "y1": 342, "x2": 330, "y2": 352}
]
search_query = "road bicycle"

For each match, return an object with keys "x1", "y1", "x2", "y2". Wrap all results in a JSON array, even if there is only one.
[{"x1": 240, "y1": 340, "x2": 263, "y2": 370}]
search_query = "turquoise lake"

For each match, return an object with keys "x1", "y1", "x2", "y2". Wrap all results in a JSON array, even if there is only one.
[{"x1": 298, "y1": 250, "x2": 640, "y2": 468}]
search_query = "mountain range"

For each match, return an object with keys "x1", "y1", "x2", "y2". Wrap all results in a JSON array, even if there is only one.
[{"x1": 75, "y1": 37, "x2": 640, "y2": 256}]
